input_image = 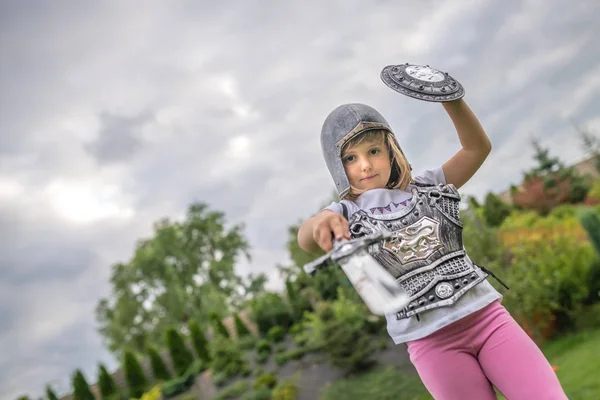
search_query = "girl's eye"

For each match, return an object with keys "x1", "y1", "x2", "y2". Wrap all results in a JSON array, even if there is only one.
[
  {"x1": 343, "y1": 155, "x2": 355, "y2": 163},
  {"x1": 369, "y1": 148, "x2": 380, "y2": 155}
]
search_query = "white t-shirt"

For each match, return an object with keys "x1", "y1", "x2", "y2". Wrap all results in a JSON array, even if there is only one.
[{"x1": 325, "y1": 166, "x2": 502, "y2": 344}]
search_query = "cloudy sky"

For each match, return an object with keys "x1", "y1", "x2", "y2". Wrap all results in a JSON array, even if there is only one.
[{"x1": 2, "y1": 0, "x2": 600, "y2": 397}]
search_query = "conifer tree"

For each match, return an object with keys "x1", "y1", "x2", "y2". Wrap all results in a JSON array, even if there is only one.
[
  {"x1": 233, "y1": 313, "x2": 251, "y2": 338},
  {"x1": 123, "y1": 350, "x2": 147, "y2": 398},
  {"x1": 165, "y1": 326, "x2": 194, "y2": 375},
  {"x1": 188, "y1": 320, "x2": 211, "y2": 362},
  {"x1": 210, "y1": 312, "x2": 230, "y2": 338},
  {"x1": 483, "y1": 192, "x2": 512, "y2": 227},
  {"x1": 72, "y1": 370, "x2": 95, "y2": 400},
  {"x1": 97, "y1": 363, "x2": 119, "y2": 399},
  {"x1": 45, "y1": 385, "x2": 59, "y2": 400},
  {"x1": 147, "y1": 345, "x2": 171, "y2": 381}
]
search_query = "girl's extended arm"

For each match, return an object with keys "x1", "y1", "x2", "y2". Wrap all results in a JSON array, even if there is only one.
[
  {"x1": 298, "y1": 210, "x2": 350, "y2": 253},
  {"x1": 441, "y1": 99, "x2": 492, "y2": 189}
]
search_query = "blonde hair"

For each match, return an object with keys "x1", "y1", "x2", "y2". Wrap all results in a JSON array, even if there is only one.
[{"x1": 341, "y1": 129, "x2": 412, "y2": 200}]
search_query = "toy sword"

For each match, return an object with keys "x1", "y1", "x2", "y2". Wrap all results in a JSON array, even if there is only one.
[{"x1": 303, "y1": 232, "x2": 410, "y2": 315}]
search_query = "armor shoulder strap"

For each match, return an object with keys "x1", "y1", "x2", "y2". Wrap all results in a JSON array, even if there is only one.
[{"x1": 341, "y1": 202, "x2": 349, "y2": 220}]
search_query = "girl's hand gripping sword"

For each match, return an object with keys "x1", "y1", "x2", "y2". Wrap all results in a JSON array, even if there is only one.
[{"x1": 303, "y1": 232, "x2": 410, "y2": 315}]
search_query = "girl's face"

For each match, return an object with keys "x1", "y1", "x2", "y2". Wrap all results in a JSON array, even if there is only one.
[{"x1": 342, "y1": 136, "x2": 391, "y2": 192}]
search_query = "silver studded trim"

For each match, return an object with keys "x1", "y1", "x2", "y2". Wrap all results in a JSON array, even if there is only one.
[{"x1": 435, "y1": 282, "x2": 454, "y2": 299}]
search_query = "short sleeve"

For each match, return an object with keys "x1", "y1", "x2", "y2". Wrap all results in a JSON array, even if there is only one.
[
  {"x1": 322, "y1": 200, "x2": 357, "y2": 220},
  {"x1": 323, "y1": 201, "x2": 342, "y2": 215},
  {"x1": 413, "y1": 166, "x2": 446, "y2": 186}
]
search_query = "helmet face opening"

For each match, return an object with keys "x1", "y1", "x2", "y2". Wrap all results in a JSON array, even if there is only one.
[{"x1": 321, "y1": 103, "x2": 404, "y2": 199}]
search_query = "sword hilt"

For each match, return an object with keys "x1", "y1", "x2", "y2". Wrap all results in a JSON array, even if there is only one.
[{"x1": 303, "y1": 231, "x2": 391, "y2": 276}]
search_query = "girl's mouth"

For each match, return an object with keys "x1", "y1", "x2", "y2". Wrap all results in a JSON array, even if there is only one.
[{"x1": 361, "y1": 174, "x2": 378, "y2": 181}]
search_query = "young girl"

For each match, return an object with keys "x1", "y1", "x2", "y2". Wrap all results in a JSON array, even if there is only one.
[{"x1": 297, "y1": 100, "x2": 567, "y2": 399}]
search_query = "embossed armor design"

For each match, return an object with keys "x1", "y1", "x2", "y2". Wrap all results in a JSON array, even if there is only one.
[{"x1": 347, "y1": 183, "x2": 488, "y2": 319}]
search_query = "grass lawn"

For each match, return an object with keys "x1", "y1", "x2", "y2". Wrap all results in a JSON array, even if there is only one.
[
  {"x1": 319, "y1": 365, "x2": 431, "y2": 400},
  {"x1": 541, "y1": 328, "x2": 600, "y2": 400},
  {"x1": 321, "y1": 328, "x2": 600, "y2": 400}
]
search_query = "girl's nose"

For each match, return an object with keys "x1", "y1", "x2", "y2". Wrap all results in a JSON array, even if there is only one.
[{"x1": 360, "y1": 157, "x2": 372, "y2": 171}]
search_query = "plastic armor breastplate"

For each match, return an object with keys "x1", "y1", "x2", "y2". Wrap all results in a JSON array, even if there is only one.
[{"x1": 347, "y1": 183, "x2": 488, "y2": 319}]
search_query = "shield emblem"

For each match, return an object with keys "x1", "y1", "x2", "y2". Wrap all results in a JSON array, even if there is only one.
[{"x1": 382, "y1": 216, "x2": 444, "y2": 264}]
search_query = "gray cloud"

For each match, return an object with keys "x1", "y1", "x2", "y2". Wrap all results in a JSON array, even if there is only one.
[
  {"x1": 1, "y1": 0, "x2": 600, "y2": 398},
  {"x1": 84, "y1": 112, "x2": 152, "y2": 165}
]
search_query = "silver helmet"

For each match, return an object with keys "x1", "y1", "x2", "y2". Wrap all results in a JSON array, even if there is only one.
[{"x1": 320, "y1": 103, "x2": 408, "y2": 199}]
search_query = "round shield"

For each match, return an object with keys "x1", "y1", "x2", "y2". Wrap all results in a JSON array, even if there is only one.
[{"x1": 380, "y1": 63, "x2": 465, "y2": 102}]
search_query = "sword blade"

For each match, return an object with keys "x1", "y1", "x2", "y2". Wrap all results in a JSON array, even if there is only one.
[{"x1": 338, "y1": 250, "x2": 410, "y2": 315}]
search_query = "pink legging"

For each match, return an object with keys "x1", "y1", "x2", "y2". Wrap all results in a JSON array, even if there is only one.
[{"x1": 406, "y1": 300, "x2": 568, "y2": 399}]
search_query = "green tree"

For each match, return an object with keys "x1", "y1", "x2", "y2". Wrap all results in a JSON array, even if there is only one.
[
  {"x1": 123, "y1": 350, "x2": 147, "y2": 398},
  {"x1": 45, "y1": 385, "x2": 59, "y2": 400},
  {"x1": 165, "y1": 326, "x2": 194, "y2": 376},
  {"x1": 228, "y1": 273, "x2": 268, "y2": 311},
  {"x1": 95, "y1": 203, "x2": 250, "y2": 355},
  {"x1": 251, "y1": 293, "x2": 294, "y2": 335},
  {"x1": 188, "y1": 320, "x2": 211, "y2": 363},
  {"x1": 72, "y1": 370, "x2": 95, "y2": 400},
  {"x1": 512, "y1": 140, "x2": 591, "y2": 214},
  {"x1": 147, "y1": 345, "x2": 171, "y2": 381},
  {"x1": 577, "y1": 124, "x2": 600, "y2": 173},
  {"x1": 278, "y1": 223, "x2": 346, "y2": 302},
  {"x1": 97, "y1": 363, "x2": 119, "y2": 399},
  {"x1": 285, "y1": 279, "x2": 313, "y2": 321},
  {"x1": 482, "y1": 192, "x2": 512, "y2": 227},
  {"x1": 210, "y1": 312, "x2": 230, "y2": 338}
]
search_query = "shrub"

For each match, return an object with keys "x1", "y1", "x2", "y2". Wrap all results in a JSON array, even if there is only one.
[
  {"x1": 501, "y1": 229, "x2": 595, "y2": 342},
  {"x1": 275, "y1": 343, "x2": 286, "y2": 354},
  {"x1": 272, "y1": 375, "x2": 299, "y2": 400},
  {"x1": 285, "y1": 279, "x2": 313, "y2": 321},
  {"x1": 256, "y1": 351, "x2": 270, "y2": 365},
  {"x1": 461, "y1": 206, "x2": 506, "y2": 270},
  {"x1": 188, "y1": 319, "x2": 211, "y2": 362},
  {"x1": 123, "y1": 349, "x2": 148, "y2": 398},
  {"x1": 212, "y1": 380, "x2": 252, "y2": 400},
  {"x1": 584, "y1": 180, "x2": 600, "y2": 205},
  {"x1": 267, "y1": 326, "x2": 286, "y2": 343},
  {"x1": 256, "y1": 339, "x2": 271, "y2": 354},
  {"x1": 97, "y1": 363, "x2": 119, "y2": 399},
  {"x1": 165, "y1": 326, "x2": 194, "y2": 376},
  {"x1": 72, "y1": 369, "x2": 95, "y2": 400},
  {"x1": 160, "y1": 361, "x2": 203, "y2": 398},
  {"x1": 147, "y1": 345, "x2": 171, "y2": 381},
  {"x1": 285, "y1": 347, "x2": 308, "y2": 360},
  {"x1": 139, "y1": 386, "x2": 162, "y2": 400},
  {"x1": 251, "y1": 293, "x2": 294, "y2": 335},
  {"x1": 579, "y1": 207, "x2": 600, "y2": 257},
  {"x1": 274, "y1": 353, "x2": 290, "y2": 366},
  {"x1": 301, "y1": 290, "x2": 375, "y2": 372},
  {"x1": 210, "y1": 335, "x2": 248, "y2": 380},
  {"x1": 254, "y1": 373, "x2": 277, "y2": 390},
  {"x1": 160, "y1": 377, "x2": 189, "y2": 398},
  {"x1": 238, "y1": 334, "x2": 257, "y2": 351},
  {"x1": 244, "y1": 387, "x2": 273, "y2": 400}
]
